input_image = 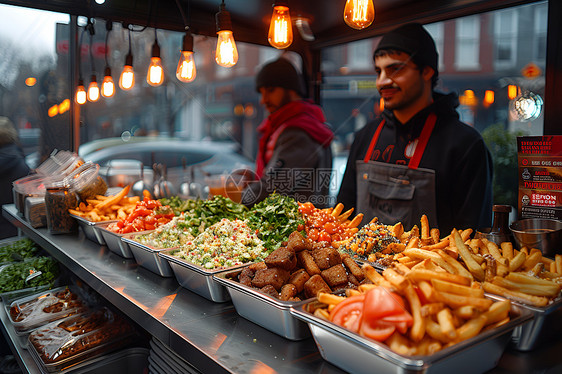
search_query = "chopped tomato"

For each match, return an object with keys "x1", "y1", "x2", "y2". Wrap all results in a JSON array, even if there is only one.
[
  {"x1": 330, "y1": 294, "x2": 365, "y2": 333},
  {"x1": 318, "y1": 231, "x2": 331, "y2": 243}
]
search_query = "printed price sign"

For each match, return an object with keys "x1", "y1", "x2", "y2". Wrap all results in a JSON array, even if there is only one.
[{"x1": 517, "y1": 136, "x2": 562, "y2": 220}]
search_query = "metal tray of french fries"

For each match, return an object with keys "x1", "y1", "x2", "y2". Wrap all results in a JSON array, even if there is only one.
[
  {"x1": 159, "y1": 249, "x2": 246, "y2": 302},
  {"x1": 291, "y1": 296, "x2": 532, "y2": 374},
  {"x1": 214, "y1": 268, "x2": 312, "y2": 340},
  {"x1": 501, "y1": 294, "x2": 562, "y2": 351},
  {"x1": 121, "y1": 235, "x2": 174, "y2": 277},
  {"x1": 71, "y1": 214, "x2": 117, "y2": 246}
]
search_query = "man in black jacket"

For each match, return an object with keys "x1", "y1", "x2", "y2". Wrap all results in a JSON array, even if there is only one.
[
  {"x1": 0, "y1": 117, "x2": 30, "y2": 239},
  {"x1": 337, "y1": 23, "x2": 493, "y2": 234}
]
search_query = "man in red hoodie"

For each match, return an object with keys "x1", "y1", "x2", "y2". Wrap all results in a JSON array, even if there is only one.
[{"x1": 241, "y1": 58, "x2": 334, "y2": 207}]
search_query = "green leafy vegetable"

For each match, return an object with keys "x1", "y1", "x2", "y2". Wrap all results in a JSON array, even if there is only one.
[
  {"x1": 245, "y1": 193, "x2": 305, "y2": 250},
  {"x1": 172, "y1": 195, "x2": 249, "y2": 236},
  {"x1": 0, "y1": 238, "x2": 39, "y2": 264},
  {"x1": 0, "y1": 257, "x2": 59, "y2": 293}
]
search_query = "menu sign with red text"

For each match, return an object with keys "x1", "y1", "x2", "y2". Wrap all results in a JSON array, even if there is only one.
[{"x1": 517, "y1": 136, "x2": 562, "y2": 220}]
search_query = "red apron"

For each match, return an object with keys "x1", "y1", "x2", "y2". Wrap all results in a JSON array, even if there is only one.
[{"x1": 355, "y1": 114, "x2": 438, "y2": 230}]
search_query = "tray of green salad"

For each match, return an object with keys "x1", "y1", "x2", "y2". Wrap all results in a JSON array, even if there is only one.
[{"x1": 159, "y1": 193, "x2": 306, "y2": 301}]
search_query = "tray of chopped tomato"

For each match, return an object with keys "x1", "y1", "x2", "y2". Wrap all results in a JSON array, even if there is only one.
[{"x1": 98, "y1": 199, "x2": 175, "y2": 258}]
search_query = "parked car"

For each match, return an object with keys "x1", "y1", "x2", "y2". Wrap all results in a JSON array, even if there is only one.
[{"x1": 82, "y1": 139, "x2": 253, "y2": 198}]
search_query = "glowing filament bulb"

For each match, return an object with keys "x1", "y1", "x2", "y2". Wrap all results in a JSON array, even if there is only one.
[
  {"x1": 75, "y1": 81, "x2": 87, "y2": 105},
  {"x1": 176, "y1": 51, "x2": 196, "y2": 82},
  {"x1": 216, "y1": 30, "x2": 238, "y2": 67},
  {"x1": 101, "y1": 67, "x2": 115, "y2": 98},
  {"x1": 87, "y1": 80, "x2": 100, "y2": 102},
  {"x1": 147, "y1": 57, "x2": 164, "y2": 86},
  {"x1": 268, "y1": 4, "x2": 293, "y2": 49},
  {"x1": 344, "y1": 0, "x2": 375, "y2": 30}
]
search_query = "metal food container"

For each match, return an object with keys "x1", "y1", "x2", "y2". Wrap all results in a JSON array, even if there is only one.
[
  {"x1": 121, "y1": 235, "x2": 174, "y2": 277},
  {"x1": 290, "y1": 297, "x2": 533, "y2": 374},
  {"x1": 5, "y1": 286, "x2": 86, "y2": 349},
  {"x1": 66, "y1": 347, "x2": 149, "y2": 374},
  {"x1": 159, "y1": 249, "x2": 246, "y2": 302},
  {"x1": 71, "y1": 215, "x2": 117, "y2": 246},
  {"x1": 27, "y1": 308, "x2": 138, "y2": 373},
  {"x1": 6, "y1": 286, "x2": 85, "y2": 332},
  {"x1": 149, "y1": 338, "x2": 199, "y2": 374},
  {"x1": 507, "y1": 296, "x2": 562, "y2": 351},
  {"x1": 97, "y1": 222, "x2": 151, "y2": 259},
  {"x1": 214, "y1": 269, "x2": 311, "y2": 341}
]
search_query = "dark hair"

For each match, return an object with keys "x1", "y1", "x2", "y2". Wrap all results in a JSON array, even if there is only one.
[{"x1": 374, "y1": 48, "x2": 439, "y2": 88}]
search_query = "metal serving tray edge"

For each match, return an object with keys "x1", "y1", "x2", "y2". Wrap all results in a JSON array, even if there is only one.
[
  {"x1": 70, "y1": 215, "x2": 117, "y2": 246},
  {"x1": 121, "y1": 235, "x2": 174, "y2": 277},
  {"x1": 97, "y1": 223, "x2": 150, "y2": 259},
  {"x1": 488, "y1": 293, "x2": 562, "y2": 351},
  {"x1": 214, "y1": 270, "x2": 311, "y2": 340},
  {"x1": 290, "y1": 297, "x2": 533, "y2": 374},
  {"x1": 159, "y1": 249, "x2": 247, "y2": 302}
]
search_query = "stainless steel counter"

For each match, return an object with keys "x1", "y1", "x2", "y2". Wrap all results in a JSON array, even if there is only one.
[{"x1": 3, "y1": 204, "x2": 562, "y2": 374}]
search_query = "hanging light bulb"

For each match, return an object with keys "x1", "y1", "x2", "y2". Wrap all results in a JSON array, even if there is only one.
[
  {"x1": 119, "y1": 51, "x2": 135, "y2": 90},
  {"x1": 343, "y1": 0, "x2": 375, "y2": 30},
  {"x1": 87, "y1": 75, "x2": 100, "y2": 102},
  {"x1": 215, "y1": 0, "x2": 238, "y2": 67},
  {"x1": 101, "y1": 66, "x2": 115, "y2": 97},
  {"x1": 101, "y1": 20, "x2": 115, "y2": 97},
  {"x1": 147, "y1": 32, "x2": 164, "y2": 86},
  {"x1": 120, "y1": 29, "x2": 135, "y2": 90},
  {"x1": 268, "y1": 1, "x2": 293, "y2": 49},
  {"x1": 76, "y1": 78, "x2": 87, "y2": 105},
  {"x1": 176, "y1": 30, "x2": 196, "y2": 82}
]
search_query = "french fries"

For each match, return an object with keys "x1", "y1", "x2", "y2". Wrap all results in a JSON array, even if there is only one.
[
  {"x1": 342, "y1": 213, "x2": 562, "y2": 309},
  {"x1": 315, "y1": 263, "x2": 512, "y2": 355},
  {"x1": 68, "y1": 186, "x2": 140, "y2": 222}
]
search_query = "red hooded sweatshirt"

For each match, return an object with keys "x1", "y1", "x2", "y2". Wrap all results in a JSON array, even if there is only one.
[{"x1": 255, "y1": 100, "x2": 333, "y2": 178}]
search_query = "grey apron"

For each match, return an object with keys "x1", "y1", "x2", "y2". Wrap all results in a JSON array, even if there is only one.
[{"x1": 356, "y1": 114, "x2": 438, "y2": 230}]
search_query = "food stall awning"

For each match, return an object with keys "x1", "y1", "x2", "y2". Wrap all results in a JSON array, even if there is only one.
[{"x1": 0, "y1": 0, "x2": 539, "y2": 48}]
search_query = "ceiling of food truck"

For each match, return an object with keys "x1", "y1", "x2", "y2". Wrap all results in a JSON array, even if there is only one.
[{"x1": 1, "y1": 0, "x2": 536, "y2": 48}]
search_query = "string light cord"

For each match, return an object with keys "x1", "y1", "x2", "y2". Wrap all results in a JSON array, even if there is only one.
[
  {"x1": 104, "y1": 20, "x2": 112, "y2": 67},
  {"x1": 87, "y1": 19, "x2": 96, "y2": 75},
  {"x1": 78, "y1": 26, "x2": 87, "y2": 80}
]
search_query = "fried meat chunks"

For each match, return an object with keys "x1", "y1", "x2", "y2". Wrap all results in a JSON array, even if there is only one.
[{"x1": 239, "y1": 231, "x2": 365, "y2": 301}]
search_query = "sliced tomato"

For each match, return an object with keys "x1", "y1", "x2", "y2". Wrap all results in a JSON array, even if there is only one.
[
  {"x1": 380, "y1": 312, "x2": 413, "y2": 334},
  {"x1": 363, "y1": 287, "x2": 407, "y2": 321},
  {"x1": 359, "y1": 319, "x2": 396, "y2": 342},
  {"x1": 361, "y1": 287, "x2": 413, "y2": 338},
  {"x1": 330, "y1": 294, "x2": 365, "y2": 333}
]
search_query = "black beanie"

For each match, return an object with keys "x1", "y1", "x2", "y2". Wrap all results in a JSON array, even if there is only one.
[
  {"x1": 374, "y1": 23, "x2": 438, "y2": 73},
  {"x1": 255, "y1": 58, "x2": 304, "y2": 96}
]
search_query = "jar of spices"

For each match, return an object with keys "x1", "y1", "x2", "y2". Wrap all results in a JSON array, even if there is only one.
[
  {"x1": 67, "y1": 162, "x2": 107, "y2": 202},
  {"x1": 45, "y1": 183, "x2": 78, "y2": 234}
]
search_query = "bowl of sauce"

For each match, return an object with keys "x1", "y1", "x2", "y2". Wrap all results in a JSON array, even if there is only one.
[{"x1": 509, "y1": 218, "x2": 562, "y2": 257}]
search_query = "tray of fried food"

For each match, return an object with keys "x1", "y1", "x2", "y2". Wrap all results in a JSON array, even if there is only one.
[
  {"x1": 373, "y1": 215, "x2": 562, "y2": 351},
  {"x1": 298, "y1": 202, "x2": 364, "y2": 246},
  {"x1": 334, "y1": 216, "x2": 420, "y2": 267},
  {"x1": 290, "y1": 262, "x2": 532, "y2": 374},
  {"x1": 69, "y1": 186, "x2": 141, "y2": 245},
  {"x1": 214, "y1": 230, "x2": 370, "y2": 340}
]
